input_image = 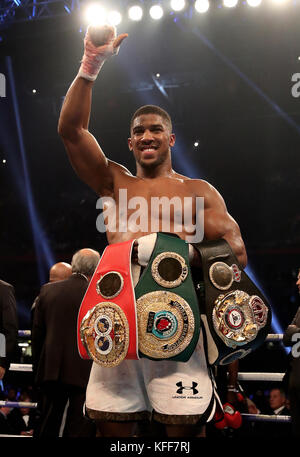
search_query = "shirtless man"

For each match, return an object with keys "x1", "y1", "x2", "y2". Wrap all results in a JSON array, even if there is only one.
[{"x1": 58, "y1": 26, "x2": 247, "y2": 437}]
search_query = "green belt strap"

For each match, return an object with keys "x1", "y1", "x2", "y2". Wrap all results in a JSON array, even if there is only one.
[{"x1": 135, "y1": 233, "x2": 200, "y2": 362}]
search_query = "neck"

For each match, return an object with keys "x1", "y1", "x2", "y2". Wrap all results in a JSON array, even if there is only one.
[
  {"x1": 72, "y1": 272, "x2": 89, "y2": 282},
  {"x1": 136, "y1": 160, "x2": 174, "y2": 179}
]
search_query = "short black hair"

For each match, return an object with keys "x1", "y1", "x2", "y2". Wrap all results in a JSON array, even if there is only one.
[{"x1": 130, "y1": 105, "x2": 172, "y2": 132}]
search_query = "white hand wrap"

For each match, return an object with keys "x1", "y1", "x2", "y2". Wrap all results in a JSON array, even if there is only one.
[{"x1": 78, "y1": 26, "x2": 119, "y2": 81}]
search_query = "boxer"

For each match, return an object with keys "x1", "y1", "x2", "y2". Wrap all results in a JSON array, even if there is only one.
[{"x1": 58, "y1": 24, "x2": 249, "y2": 437}]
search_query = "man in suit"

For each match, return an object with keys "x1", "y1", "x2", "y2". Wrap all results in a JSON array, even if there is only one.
[
  {"x1": 48, "y1": 262, "x2": 72, "y2": 283},
  {"x1": 7, "y1": 391, "x2": 38, "y2": 436},
  {"x1": 31, "y1": 262, "x2": 72, "y2": 323},
  {"x1": 283, "y1": 268, "x2": 300, "y2": 436},
  {"x1": 0, "y1": 280, "x2": 18, "y2": 381},
  {"x1": 268, "y1": 388, "x2": 289, "y2": 416},
  {"x1": 32, "y1": 248, "x2": 100, "y2": 437}
]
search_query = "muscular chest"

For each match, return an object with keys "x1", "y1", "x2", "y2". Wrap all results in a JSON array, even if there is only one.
[
  {"x1": 102, "y1": 175, "x2": 205, "y2": 243},
  {"x1": 115, "y1": 178, "x2": 197, "y2": 220}
]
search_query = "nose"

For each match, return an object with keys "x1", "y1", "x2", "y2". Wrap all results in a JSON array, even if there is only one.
[{"x1": 141, "y1": 129, "x2": 154, "y2": 142}]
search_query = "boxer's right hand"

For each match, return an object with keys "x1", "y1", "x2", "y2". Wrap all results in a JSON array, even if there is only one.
[
  {"x1": 78, "y1": 25, "x2": 128, "y2": 81},
  {"x1": 86, "y1": 24, "x2": 128, "y2": 56}
]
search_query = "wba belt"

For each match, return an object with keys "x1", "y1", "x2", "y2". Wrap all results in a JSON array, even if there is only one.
[
  {"x1": 135, "y1": 233, "x2": 200, "y2": 362},
  {"x1": 193, "y1": 239, "x2": 272, "y2": 365},
  {"x1": 77, "y1": 240, "x2": 139, "y2": 367}
]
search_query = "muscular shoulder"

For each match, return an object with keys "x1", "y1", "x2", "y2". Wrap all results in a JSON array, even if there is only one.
[
  {"x1": 102, "y1": 160, "x2": 133, "y2": 197},
  {"x1": 184, "y1": 178, "x2": 226, "y2": 207},
  {"x1": 109, "y1": 160, "x2": 133, "y2": 179}
]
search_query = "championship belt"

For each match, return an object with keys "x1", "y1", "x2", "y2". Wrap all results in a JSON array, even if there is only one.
[
  {"x1": 135, "y1": 233, "x2": 200, "y2": 362},
  {"x1": 77, "y1": 240, "x2": 139, "y2": 367},
  {"x1": 193, "y1": 239, "x2": 271, "y2": 365}
]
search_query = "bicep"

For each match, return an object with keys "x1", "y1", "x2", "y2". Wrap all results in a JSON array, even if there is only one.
[
  {"x1": 61, "y1": 129, "x2": 114, "y2": 195},
  {"x1": 203, "y1": 185, "x2": 247, "y2": 267}
]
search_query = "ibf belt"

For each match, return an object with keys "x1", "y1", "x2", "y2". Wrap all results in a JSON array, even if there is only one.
[
  {"x1": 193, "y1": 239, "x2": 271, "y2": 365},
  {"x1": 77, "y1": 240, "x2": 138, "y2": 367},
  {"x1": 135, "y1": 233, "x2": 200, "y2": 362}
]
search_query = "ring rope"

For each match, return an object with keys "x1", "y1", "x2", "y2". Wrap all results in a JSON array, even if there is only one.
[
  {"x1": 241, "y1": 413, "x2": 291, "y2": 423},
  {"x1": 0, "y1": 401, "x2": 37, "y2": 408}
]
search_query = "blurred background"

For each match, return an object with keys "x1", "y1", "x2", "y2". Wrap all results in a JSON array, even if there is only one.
[{"x1": 0, "y1": 0, "x2": 299, "y2": 383}]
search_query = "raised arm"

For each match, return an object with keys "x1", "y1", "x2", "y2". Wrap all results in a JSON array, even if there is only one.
[
  {"x1": 58, "y1": 26, "x2": 128, "y2": 196},
  {"x1": 192, "y1": 180, "x2": 247, "y2": 267}
]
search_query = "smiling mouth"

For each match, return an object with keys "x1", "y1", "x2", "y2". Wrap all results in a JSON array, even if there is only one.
[
  {"x1": 140, "y1": 146, "x2": 158, "y2": 151},
  {"x1": 141, "y1": 147, "x2": 157, "y2": 157}
]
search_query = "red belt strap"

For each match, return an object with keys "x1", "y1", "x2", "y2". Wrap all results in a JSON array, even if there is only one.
[{"x1": 77, "y1": 239, "x2": 138, "y2": 366}]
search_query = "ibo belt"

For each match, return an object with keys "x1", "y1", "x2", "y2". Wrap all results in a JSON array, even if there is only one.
[
  {"x1": 135, "y1": 233, "x2": 200, "y2": 362},
  {"x1": 77, "y1": 240, "x2": 138, "y2": 367},
  {"x1": 193, "y1": 239, "x2": 271, "y2": 365}
]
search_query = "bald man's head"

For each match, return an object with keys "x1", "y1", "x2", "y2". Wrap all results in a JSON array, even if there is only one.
[
  {"x1": 71, "y1": 248, "x2": 100, "y2": 278},
  {"x1": 49, "y1": 262, "x2": 72, "y2": 282}
]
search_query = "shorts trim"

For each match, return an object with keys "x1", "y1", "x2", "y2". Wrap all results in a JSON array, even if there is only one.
[
  {"x1": 153, "y1": 411, "x2": 203, "y2": 425},
  {"x1": 153, "y1": 391, "x2": 215, "y2": 425},
  {"x1": 86, "y1": 407, "x2": 151, "y2": 422}
]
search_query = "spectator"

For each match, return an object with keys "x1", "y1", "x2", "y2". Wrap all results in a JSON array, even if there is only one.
[
  {"x1": 48, "y1": 262, "x2": 72, "y2": 283},
  {"x1": 269, "y1": 388, "x2": 289, "y2": 415},
  {"x1": 32, "y1": 248, "x2": 100, "y2": 437},
  {"x1": 283, "y1": 267, "x2": 300, "y2": 436},
  {"x1": 0, "y1": 392, "x2": 13, "y2": 435},
  {"x1": 262, "y1": 387, "x2": 291, "y2": 437},
  {"x1": 7, "y1": 392, "x2": 37, "y2": 436},
  {"x1": 6, "y1": 387, "x2": 17, "y2": 402},
  {"x1": 31, "y1": 262, "x2": 72, "y2": 323},
  {"x1": 0, "y1": 280, "x2": 18, "y2": 381}
]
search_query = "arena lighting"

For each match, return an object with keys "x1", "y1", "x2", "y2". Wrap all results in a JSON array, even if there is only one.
[
  {"x1": 85, "y1": 4, "x2": 107, "y2": 25},
  {"x1": 107, "y1": 10, "x2": 122, "y2": 26},
  {"x1": 149, "y1": 5, "x2": 164, "y2": 20},
  {"x1": 170, "y1": 0, "x2": 186, "y2": 12},
  {"x1": 223, "y1": 0, "x2": 238, "y2": 7},
  {"x1": 6, "y1": 56, "x2": 55, "y2": 284},
  {"x1": 128, "y1": 5, "x2": 143, "y2": 21},
  {"x1": 194, "y1": 0, "x2": 210, "y2": 14},
  {"x1": 247, "y1": 0, "x2": 262, "y2": 7}
]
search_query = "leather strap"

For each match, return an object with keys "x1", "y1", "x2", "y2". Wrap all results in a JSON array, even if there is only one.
[
  {"x1": 135, "y1": 233, "x2": 200, "y2": 362},
  {"x1": 193, "y1": 239, "x2": 271, "y2": 365},
  {"x1": 77, "y1": 240, "x2": 139, "y2": 367}
]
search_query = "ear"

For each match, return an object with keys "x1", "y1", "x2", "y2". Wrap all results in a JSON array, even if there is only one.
[
  {"x1": 169, "y1": 133, "x2": 176, "y2": 147},
  {"x1": 128, "y1": 137, "x2": 133, "y2": 151}
]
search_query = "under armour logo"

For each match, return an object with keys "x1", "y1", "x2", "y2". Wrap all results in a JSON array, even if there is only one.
[{"x1": 176, "y1": 381, "x2": 198, "y2": 395}]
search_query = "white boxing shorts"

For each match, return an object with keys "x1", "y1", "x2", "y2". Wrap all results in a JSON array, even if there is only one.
[{"x1": 85, "y1": 330, "x2": 216, "y2": 424}]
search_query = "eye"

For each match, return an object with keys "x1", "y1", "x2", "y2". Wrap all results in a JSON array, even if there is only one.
[{"x1": 133, "y1": 128, "x2": 144, "y2": 135}]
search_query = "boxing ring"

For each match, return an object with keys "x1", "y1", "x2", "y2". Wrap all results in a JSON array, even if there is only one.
[{"x1": 0, "y1": 330, "x2": 291, "y2": 439}]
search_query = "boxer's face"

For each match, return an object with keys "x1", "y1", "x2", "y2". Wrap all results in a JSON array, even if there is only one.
[{"x1": 128, "y1": 113, "x2": 175, "y2": 168}]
